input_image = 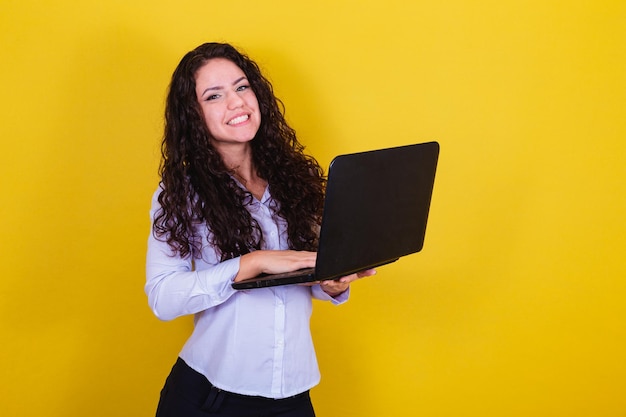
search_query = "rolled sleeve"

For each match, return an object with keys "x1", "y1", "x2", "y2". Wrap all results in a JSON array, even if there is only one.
[{"x1": 145, "y1": 235, "x2": 240, "y2": 321}]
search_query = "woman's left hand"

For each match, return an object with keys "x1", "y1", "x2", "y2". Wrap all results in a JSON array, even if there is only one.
[{"x1": 319, "y1": 268, "x2": 377, "y2": 297}]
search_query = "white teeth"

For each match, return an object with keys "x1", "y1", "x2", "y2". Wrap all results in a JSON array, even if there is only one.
[{"x1": 228, "y1": 115, "x2": 249, "y2": 125}]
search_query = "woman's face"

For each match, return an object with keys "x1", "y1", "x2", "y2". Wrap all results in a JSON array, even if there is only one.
[{"x1": 195, "y1": 58, "x2": 261, "y2": 149}]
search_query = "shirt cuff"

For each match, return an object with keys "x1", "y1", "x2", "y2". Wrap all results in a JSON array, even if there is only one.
[{"x1": 312, "y1": 285, "x2": 350, "y2": 305}]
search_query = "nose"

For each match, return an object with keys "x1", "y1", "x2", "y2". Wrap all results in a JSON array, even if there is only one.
[{"x1": 227, "y1": 91, "x2": 244, "y2": 109}]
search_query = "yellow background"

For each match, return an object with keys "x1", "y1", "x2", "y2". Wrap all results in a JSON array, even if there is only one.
[{"x1": 2, "y1": 1, "x2": 625, "y2": 416}]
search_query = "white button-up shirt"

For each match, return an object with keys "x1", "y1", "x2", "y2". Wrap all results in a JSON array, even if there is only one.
[{"x1": 145, "y1": 185, "x2": 348, "y2": 398}]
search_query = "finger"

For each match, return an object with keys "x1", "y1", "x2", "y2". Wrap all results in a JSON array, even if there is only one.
[
  {"x1": 336, "y1": 269, "x2": 376, "y2": 283},
  {"x1": 320, "y1": 280, "x2": 345, "y2": 290},
  {"x1": 336, "y1": 275, "x2": 357, "y2": 284},
  {"x1": 356, "y1": 268, "x2": 377, "y2": 278}
]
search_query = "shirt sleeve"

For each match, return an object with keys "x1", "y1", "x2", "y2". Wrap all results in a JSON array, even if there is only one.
[
  {"x1": 311, "y1": 284, "x2": 350, "y2": 305},
  {"x1": 144, "y1": 188, "x2": 239, "y2": 321}
]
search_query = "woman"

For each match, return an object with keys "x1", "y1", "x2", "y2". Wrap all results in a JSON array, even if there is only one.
[{"x1": 145, "y1": 42, "x2": 374, "y2": 417}]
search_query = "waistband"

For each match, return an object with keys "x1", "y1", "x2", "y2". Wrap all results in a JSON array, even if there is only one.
[{"x1": 170, "y1": 357, "x2": 310, "y2": 403}]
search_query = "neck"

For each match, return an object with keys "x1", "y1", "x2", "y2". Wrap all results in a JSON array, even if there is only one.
[
  {"x1": 226, "y1": 155, "x2": 256, "y2": 185},
  {"x1": 230, "y1": 165, "x2": 255, "y2": 185},
  {"x1": 230, "y1": 162, "x2": 267, "y2": 201},
  {"x1": 216, "y1": 144, "x2": 252, "y2": 176},
  {"x1": 215, "y1": 143, "x2": 266, "y2": 198}
]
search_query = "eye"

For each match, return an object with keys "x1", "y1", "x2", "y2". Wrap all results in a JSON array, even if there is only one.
[
  {"x1": 205, "y1": 94, "x2": 220, "y2": 101},
  {"x1": 236, "y1": 84, "x2": 250, "y2": 92}
]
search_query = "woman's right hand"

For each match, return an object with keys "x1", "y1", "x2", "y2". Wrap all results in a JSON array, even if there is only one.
[{"x1": 234, "y1": 250, "x2": 317, "y2": 282}]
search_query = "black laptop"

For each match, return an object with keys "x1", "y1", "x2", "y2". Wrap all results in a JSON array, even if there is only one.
[{"x1": 231, "y1": 141, "x2": 440, "y2": 290}]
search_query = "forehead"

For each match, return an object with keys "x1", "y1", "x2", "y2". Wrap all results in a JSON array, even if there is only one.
[{"x1": 195, "y1": 58, "x2": 246, "y2": 86}]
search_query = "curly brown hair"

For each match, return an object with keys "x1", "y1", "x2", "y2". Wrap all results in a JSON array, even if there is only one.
[{"x1": 153, "y1": 42, "x2": 325, "y2": 261}]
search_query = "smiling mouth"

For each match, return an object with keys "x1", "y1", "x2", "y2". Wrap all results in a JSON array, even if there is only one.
[{"x1": 227, "y1": 115, "x2": 249, "y2": 125}]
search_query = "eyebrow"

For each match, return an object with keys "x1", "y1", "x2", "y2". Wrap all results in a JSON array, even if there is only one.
[{"x1": 200, "y1": 76, "x2": 248, "y2": 97}]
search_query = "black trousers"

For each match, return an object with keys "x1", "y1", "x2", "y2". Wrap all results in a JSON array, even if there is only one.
[{"x1": 155, "y1": 358, "x2": 316, "y2": 417}]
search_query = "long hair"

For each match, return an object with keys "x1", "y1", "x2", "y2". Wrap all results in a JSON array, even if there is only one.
[{"x1": 153, "y1": 42, "x2": 325, "y2": 261}]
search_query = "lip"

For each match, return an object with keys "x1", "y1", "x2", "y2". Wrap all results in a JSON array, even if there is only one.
[{"x1": 226, "y1": 113, "x2": 251, "y2": 126}]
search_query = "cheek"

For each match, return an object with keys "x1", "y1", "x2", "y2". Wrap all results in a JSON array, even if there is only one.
[
  {"x1": 201, "y1": 108, "x2": 222, "y2": 133},
  {"x1": 246, "y1": 92, "x2": 260, "y2": 113}
]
